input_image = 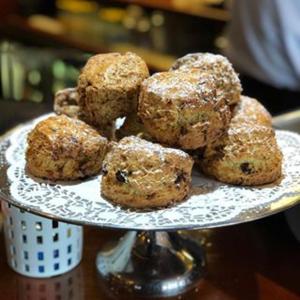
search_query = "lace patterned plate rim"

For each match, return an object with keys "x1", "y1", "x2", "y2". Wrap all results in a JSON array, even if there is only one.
[{"x1": 0, "y1": 115, "x2": 300, "y2": 231}]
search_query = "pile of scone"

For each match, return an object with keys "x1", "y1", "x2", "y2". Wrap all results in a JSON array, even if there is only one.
[{"x1": 26, "y1": 52, "x2": 283, "y2": 209}]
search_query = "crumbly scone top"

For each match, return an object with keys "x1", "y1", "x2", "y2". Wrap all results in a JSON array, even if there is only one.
[
  {"x1": 110, "y1": 136, "x2": 191, "y2": 160},
  {"x1": 171, "y1": 52, "x2": 240, "y2": 82},
  {"x1": 78, "y1": 52, "x2": 149, "y2": 90},
  {"x1": 29, "y1": 115, "x2": 107, "y2": 146},
  {"x1": 170, "y1": 52, "x2": 242, "y2": 97},
  {"x1": 141, "y1": 69, "x2": 221, "y2": 105}
]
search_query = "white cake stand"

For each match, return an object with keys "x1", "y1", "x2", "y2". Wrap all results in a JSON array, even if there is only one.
[{"x1": 1, "y1": 116, "x2": 300, "y2": 297}]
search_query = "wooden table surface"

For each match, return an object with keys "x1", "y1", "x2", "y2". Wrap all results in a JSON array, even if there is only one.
[{"x1": 0, "y1": 214, "x2": 299, "y2": 300}]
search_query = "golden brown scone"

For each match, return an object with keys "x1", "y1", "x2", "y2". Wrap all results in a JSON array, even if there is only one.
[
  {"x1": 78, "y1": 52, "x2": 149, "y2": 128},
  {"x1": 53, "y1": 87, "x2": 115, "y2": 139},
  {"x1": 231, "y1": 95, "x2": 272, "y2": 127},
  {"x1": 171, "y1": 53, "x2": 242, "y2": 105},
  {"x1": 138, "y1": 69, "x2": 232, "y2": 150},
  {"x1": 101, "y1": 136, "x2": 194, "y2": 208},
  {"x1": 200, "y1": 124, "x2": 282, "y2": 185},
  {"x1": 54, "y1": 87, "x2": 79, "y2": 118},
  {"x1": 115, "y1": 113, "x2": 152, "y2": 141},
  {"x1": 26, "y1": 115, "x2": 108, "y2": 180}
]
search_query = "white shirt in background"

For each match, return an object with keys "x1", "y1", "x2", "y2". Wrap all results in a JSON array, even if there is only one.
[{"x1": 225, "y1": 0, "x2": 300, "y2": 91}]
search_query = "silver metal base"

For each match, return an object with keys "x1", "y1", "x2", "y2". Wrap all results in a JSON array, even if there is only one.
[{"x1": 96, "y1": 231, "x2": 205, "y2": 297}]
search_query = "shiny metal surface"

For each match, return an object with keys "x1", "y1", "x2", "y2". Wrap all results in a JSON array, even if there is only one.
[{"x1": 96, "y1": 231, "x2": 205, "y2": 297}]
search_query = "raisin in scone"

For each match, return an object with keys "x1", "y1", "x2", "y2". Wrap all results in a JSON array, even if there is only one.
[
  {"x1": 138, "y1": 69, "x2": 232, "y2": 150},
  {"x1": 101, "y1": 136, "x2": 194, "y2": 208},
  {"x1": 26, "y1": 115, "x2": 108, "y2": 180},
  {"x1": 171, "y1": 52, "x2": 242, "y2": 105},
  {"x1": 78, "y1": 52, "x2": 149, "y2": 128},
  {"x1": 200, "y1": 124, "x2": 282, "y2": 186}
]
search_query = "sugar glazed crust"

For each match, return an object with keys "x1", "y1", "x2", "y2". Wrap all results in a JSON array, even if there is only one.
[
  {"x1": 26, "y1": 115, "x2": 108, "y2": 180},
  {"x1": 78, "y1": 52, "x2": 149, "y2": 128},
  {"x1": 101, "y1": 136, "x2": 194, "y2": 208},
  {"x1": 231, "y1": 95, "x2": 272, "y2": 127},
  {"x1": 171, "y1": 52, "x2": 242, "y2": 105},
  {"x1": 199, "y1": 97, "x2": 282, "y2": 185},
  {"x1": 138, "y1": 69, "x2": 232, "y2": 150}
]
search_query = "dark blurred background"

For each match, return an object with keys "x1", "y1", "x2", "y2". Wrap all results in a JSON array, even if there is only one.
[
  {"x1": 2, "y1": 0, "x2": 300, "y2": 134},
  {"x1": 0, "y1": 0, "x2": 229, "y2": 133}
]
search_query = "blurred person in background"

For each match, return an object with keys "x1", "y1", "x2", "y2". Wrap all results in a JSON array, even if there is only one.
[{"x1": 225, "y1": 0, "x2": 300, "y2": 115}]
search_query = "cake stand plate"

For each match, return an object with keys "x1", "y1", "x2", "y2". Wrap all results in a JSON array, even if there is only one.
[{"x1": 1, "y1": 115, "x2": 300, "y2": 297}]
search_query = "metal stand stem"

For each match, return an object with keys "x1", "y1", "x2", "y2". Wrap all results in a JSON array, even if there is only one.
[{"x1": 96, "y1": 231, "x2": 205, "y2": 297}]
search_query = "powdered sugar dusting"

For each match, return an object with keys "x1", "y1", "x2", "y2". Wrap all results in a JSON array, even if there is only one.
[
  {"x1": 117, "y1": 136, "x2": 190, "y2": 160},
  {"x1": 171, "y1": 52, "x2": 242, "y2": 105},
  {"x1": 143, "y1": 70, "x2": 219, "y2": 104}
]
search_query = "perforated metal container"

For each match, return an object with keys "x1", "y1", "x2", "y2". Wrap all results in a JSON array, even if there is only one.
[{"x1": 1, "y1": 201, "x2": 83, "y2": 278}]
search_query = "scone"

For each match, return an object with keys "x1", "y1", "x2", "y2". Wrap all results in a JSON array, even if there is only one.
[
  {"x1": 54, "y1": 87, "x2": 116, "y2": 140},
  {"x1": 231, "y1": 95, "x2": 272, "y2": 127},
  {"x1": 171, "y1": 52, "x2": 242, "y2": 105},
  {"x1": 116, "y1": 113, "x2": 152, "y2": 141},
  {"x1": 138, "y1": 69, "x2": 232, "y2": 150},
  {"x1": 54, "y1": 87, "x2": 79, "y2": 118},
  {"x1": 78, "y1": 52, "x2": 149, "y2": 128},
  {"x1": 26, "y1": 115, "x2": 108, "y2": 180},
  {"x1": 200, "y1": 124, "x2": 282, "y2": 185},
  {"x1": 101, "y1": 136, "x2": 194, "y2": 208}
]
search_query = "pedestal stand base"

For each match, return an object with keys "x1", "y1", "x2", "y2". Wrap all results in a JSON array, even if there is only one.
[{"x1": 96, "y1": 231, "x2": 205, "y2": 297}]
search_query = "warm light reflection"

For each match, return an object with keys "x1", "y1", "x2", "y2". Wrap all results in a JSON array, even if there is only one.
[
  {"x1": 56, "y1": 0, "x2": 98, "y2": 13},
  {"x1": 16, "y1": 266, "x2": 84, "y2": 300},
  {"x1": 270, "y1": 193, "x2": 300, "y2": 211}
]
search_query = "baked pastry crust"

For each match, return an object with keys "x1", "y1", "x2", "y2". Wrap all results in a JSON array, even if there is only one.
[
  {"x1": 54, "y1": 87, "x2": 116, "y2": 140},
  {"x1": 78, "y1": 52, "x2": 149, "y2": 128},
  {"x1": 171, "y1": 52, "x2": 242, "y2": 105},
  {"x1": 200, "y1": 97, "x2": 282, "y2": 186},
  {"x1": 54, "y1": 87, "x2": 79, "y2": 118},
  {"x1": 231, "y1": 95, "x2": 272, "y2": 127},
  {"x1": 138, "y1": 69, "x2": 232, "y2": 150},
  {"x1": 101, "y1": 136, "x2": 194, "y2": 208},
  {"x1": 201, "y1": 125, "x2": 282, "y2": 185},
  {"x1": 26, "y1": 115, "x2": 108, "y2": 180}
]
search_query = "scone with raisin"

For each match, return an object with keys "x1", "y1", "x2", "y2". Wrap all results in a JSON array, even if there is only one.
[
  {"x1": 231, "y1": 95, "x2": 272, "y2": 127},
  {"x1": 54, "y1": 87, "x2": 80, "y2": 118},
  {"x1": 138, "y1": 69, "x2": 232, "y2": 150},
  {"x1": 200, "y1": 124, "x2": 282, "y2": 186},
  {"x1": 26, "y1": 115, "x2": 108, "y2": 180},
  {"x1": 78, "y1": 52, "x2": 149, "y2": 128},
  {"x1": 171, "y1": 52, "x2": 242, "y2": 105},
  {"x1": 101, "y1": 136, "x2": 193, "y2": 208}
]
